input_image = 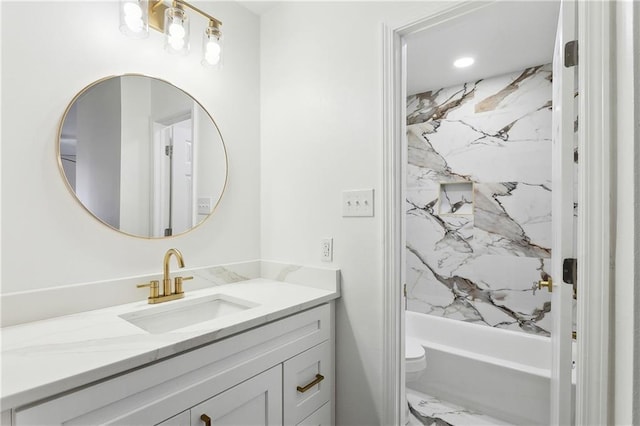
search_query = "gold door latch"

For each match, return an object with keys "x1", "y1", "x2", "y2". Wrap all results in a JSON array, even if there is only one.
[{"x1": 538, "y1": 277, "x2": 553, "y2": 293}]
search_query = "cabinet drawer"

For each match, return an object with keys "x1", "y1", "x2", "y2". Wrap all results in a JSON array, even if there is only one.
[
  {"x1": 297, "y1": 402, "x2": 331, "y2": 426},
  {"x1": 283, "y1": 341, "x2": 332, "y2": 425},
  {"x1": 190, "y1": 365, "x2": 283, "y2": 426}
]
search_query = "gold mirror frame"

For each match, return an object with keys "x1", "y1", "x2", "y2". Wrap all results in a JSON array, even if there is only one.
[{"x1": 56, "y1": 74, "x2": 228, "y2": 239}]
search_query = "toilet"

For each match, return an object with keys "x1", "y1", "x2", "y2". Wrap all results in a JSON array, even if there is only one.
[
  {"x1": 405, "y1": 337, "x2": 426, "y2": 423},
  {"x1": 405, "y1": 337, "x2": 426, "y2": 382}
]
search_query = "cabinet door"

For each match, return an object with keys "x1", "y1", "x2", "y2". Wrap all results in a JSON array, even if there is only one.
[
  {"x1": 191, "y1": 365, "x2": 282, "y2": 426},
  {"x1": 283, "y1": 341, "x2": 332, "y2": 425},
  {"x1": 156, "y1": 410, "x2": 190, "y2": 426}
]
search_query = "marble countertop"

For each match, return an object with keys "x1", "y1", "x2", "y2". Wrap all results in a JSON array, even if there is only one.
[{"x1": 1, "y1": 278, "x2": 339, "y2": 410}]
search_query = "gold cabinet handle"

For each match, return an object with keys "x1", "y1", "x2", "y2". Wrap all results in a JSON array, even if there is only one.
[
  {"x1": 297, "y1": 374, "x2": 325, "y2": 393},
  {"x1": 538, "y1": 277, "x2": 553, "y2": 293},
  {"x1": 200, "y1": 414, "x2": 211, "y2": 426}
]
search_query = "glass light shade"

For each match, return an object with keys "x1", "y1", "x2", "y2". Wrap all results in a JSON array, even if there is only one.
[
  {"x1": 201, "y1": 25, "x2": 223, "y2": 69},
  {"x1": 119, "y1": 0, "x2": 149, "y2": 38},
  {"x1": 164, "y1": 7, "x2": 190, "y2": 55}
]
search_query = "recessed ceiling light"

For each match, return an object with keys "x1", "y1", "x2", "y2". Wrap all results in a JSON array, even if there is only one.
[{"x1": 453, "y1": 57, "x2": 474, "y2": 68}]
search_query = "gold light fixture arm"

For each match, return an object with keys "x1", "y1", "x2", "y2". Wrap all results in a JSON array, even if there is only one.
[
  {"x1": 173, "y1": 0, "x2": 222, "y2": 28},
  {"x1": 148, "y1": 0, "x2": 221, "y2": 33}
]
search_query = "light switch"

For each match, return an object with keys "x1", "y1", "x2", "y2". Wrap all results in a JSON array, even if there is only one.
[
  {"x1": 342, "y1": 189, "x2": 374, "y2": 217},
  {"x1": 197, "y1": 196, "x2": 213, "y2": 215}
]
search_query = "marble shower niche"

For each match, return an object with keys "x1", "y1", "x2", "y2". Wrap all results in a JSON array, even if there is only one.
[{"x1": 406, "y1": 64, "x2": 553, "y2": 336}]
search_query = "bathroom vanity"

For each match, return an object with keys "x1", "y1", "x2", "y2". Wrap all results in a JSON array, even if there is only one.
[
  {"x1": 1, "y1": 265, "x2": 339, "y2": 426},
  {"x1": 0, "y1": 72, "x2": 339, "y2": 425}
]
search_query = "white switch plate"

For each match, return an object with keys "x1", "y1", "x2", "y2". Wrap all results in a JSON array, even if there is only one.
[
  {"x1": 197, "y1": 196, "x2": 213, "y2": 215},
  {"x1": 342, "y1": 189, "x2": 374, "y2": 217},
  {"x1": 321, "y1": 238, "x2": 333, "y2": 262}
]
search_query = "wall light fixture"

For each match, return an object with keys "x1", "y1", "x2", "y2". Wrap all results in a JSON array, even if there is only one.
[{"x1": 119, "y1": 0, "x2": 223, "y2": 69}]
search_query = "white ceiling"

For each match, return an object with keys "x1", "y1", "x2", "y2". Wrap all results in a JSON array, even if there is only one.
[{"x1": 406, "y1": 1, "x2": 560, "y2": 96}]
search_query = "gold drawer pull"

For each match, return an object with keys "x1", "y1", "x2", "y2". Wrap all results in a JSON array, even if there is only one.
[
  {"x1": 297, "y1": 374, "x2": 325, "y2": 393},
  {"x1": 200, "y1": 414, "x2": 212, "y2": 426}
]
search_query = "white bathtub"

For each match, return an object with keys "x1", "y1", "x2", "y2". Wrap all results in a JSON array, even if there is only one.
[{"x1": 406, "y1": 311, "x2": 574, "y2": 425}]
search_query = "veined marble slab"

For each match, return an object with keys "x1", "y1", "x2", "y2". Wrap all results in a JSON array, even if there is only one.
[
  {"x1": 407, "y1": 389, "x2": 513, "y2": 426},
  {"x1": 406, "y1": 65, "x2": 553, "y2": 335}
]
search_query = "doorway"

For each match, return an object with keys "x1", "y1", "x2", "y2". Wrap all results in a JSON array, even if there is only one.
[
  {"x1": 403, "y1": 3, "x2": 568, "y2": 424},
  {"x1": 152, "y1": 114, "x2": 195, "y2": 237},
  {"x1": 381, "y1": 1, "x2": 613, "y2": 425}
]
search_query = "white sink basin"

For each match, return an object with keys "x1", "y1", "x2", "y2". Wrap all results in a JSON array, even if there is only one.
[{"x1": 119, "y1": 294, "x2": 259, "y2": 333}]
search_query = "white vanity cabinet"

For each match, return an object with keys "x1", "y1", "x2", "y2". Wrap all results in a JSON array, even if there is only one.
[{"x1": 11, "y1": 304, "x2": 334, "y2": 426}]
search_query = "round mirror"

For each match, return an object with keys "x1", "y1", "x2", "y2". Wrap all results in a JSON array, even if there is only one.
[{"x1": 58, "y1": 74, "x2": 227, "y2": 238}]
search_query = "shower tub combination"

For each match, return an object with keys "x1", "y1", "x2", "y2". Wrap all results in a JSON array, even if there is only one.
[{"x1": 406, "y1": 311, "x2": 575, "y2": 425}]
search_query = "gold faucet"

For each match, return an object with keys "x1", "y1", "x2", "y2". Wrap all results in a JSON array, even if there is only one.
[
  {"x1": 137, "y1": 248, "x2": 193, "y2": 304},
  {"x1": 163, "y1": 248, "x2": 184, "y2": 296}
]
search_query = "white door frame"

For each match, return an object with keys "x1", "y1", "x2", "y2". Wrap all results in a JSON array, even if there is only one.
[{"x1": 381, "y1": 2, "x2": 613, "y2": 425}]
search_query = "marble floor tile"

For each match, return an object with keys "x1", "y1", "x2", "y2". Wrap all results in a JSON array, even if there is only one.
[{"x1": 406, "y1": 389, "x2": 513, "y2": 426}]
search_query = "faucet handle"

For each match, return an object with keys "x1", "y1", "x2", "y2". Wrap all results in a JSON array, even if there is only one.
[
  {"x1": 174, "y1": 276, "x2": 193, "y2": 294},
  {"x1": 137, "y1": 280, "x2": 160, "y2": 300}
]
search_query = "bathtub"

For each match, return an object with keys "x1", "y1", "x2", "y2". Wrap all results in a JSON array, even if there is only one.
[{"x1": 406, "y1": 311, "x2": 575, "y2": 425}]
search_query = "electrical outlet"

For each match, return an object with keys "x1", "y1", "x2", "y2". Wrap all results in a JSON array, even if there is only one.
[{"x1": 321, "y1": 238, "x2": 333, "y2": 262}]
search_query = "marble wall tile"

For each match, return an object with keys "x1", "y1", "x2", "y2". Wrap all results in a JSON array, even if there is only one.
[{"x1": 406, "y1": 64, "x2": 553, "y2": 335}]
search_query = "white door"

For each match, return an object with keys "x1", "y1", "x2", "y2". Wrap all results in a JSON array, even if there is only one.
[
  {"x1": 170, "y1": 118, "x2": 194, "y2": 235},
  {"x1": 151, "y1": 118, "x2": 194, "y2": 237},
  {"x1": 152, "y1": 124, "x2": 172, "y2": 237},
  {"x1": 550, "y1": 0, "x2": 577, "y2": 424}
]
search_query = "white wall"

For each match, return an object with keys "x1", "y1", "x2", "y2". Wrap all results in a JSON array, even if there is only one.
[
  {"x1": 0, "y1": 1, "x2": 260, "y2": 293},
  {"x1": 120, "y1": 76, "x2": 151, "y2": 236},
  {"x1": 76, "y1": 77, "x2": 122, "y2": 229},
  {"x1": 259, "y1": 2, "x2": 447, "y2": 424}
]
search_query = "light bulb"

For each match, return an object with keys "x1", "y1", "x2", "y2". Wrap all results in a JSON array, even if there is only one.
[
  {"x1": 206, "y1": 41, "x2": 221, "y2": 56},
  {"x1": 201, "y1": 23, "x2": 223, "y2": 68},
  {"x1": 125, "y1": 15, "x2": 144, "y2": 32},
  {"x1": 169, "y1": 22, "x2": 186, "y2": 38},
  {"x1": 123, "y1": 2, "x2": 142, "y2": 18},
  {"x1": 164, "y1": 7, "x2": 189, "y2": 54},
  {"x1": 169, "y1": 36, "x2": 185, "y2": 50},
  {"x1": 119, "y1": 0, "x2": 148, "y2": 38}
]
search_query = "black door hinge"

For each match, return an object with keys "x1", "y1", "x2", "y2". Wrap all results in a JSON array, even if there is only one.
[
  {"x1": 564, "y1": 40, "x2": 578, "y2": 68},
  {"x1": 563, "y1": 258, "x2": 577, "y2": 285}
]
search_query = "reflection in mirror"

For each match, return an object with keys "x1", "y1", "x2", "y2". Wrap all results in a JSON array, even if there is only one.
[{"x1": 59, "y1": 75, "x2": 227, "y2": 238}]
